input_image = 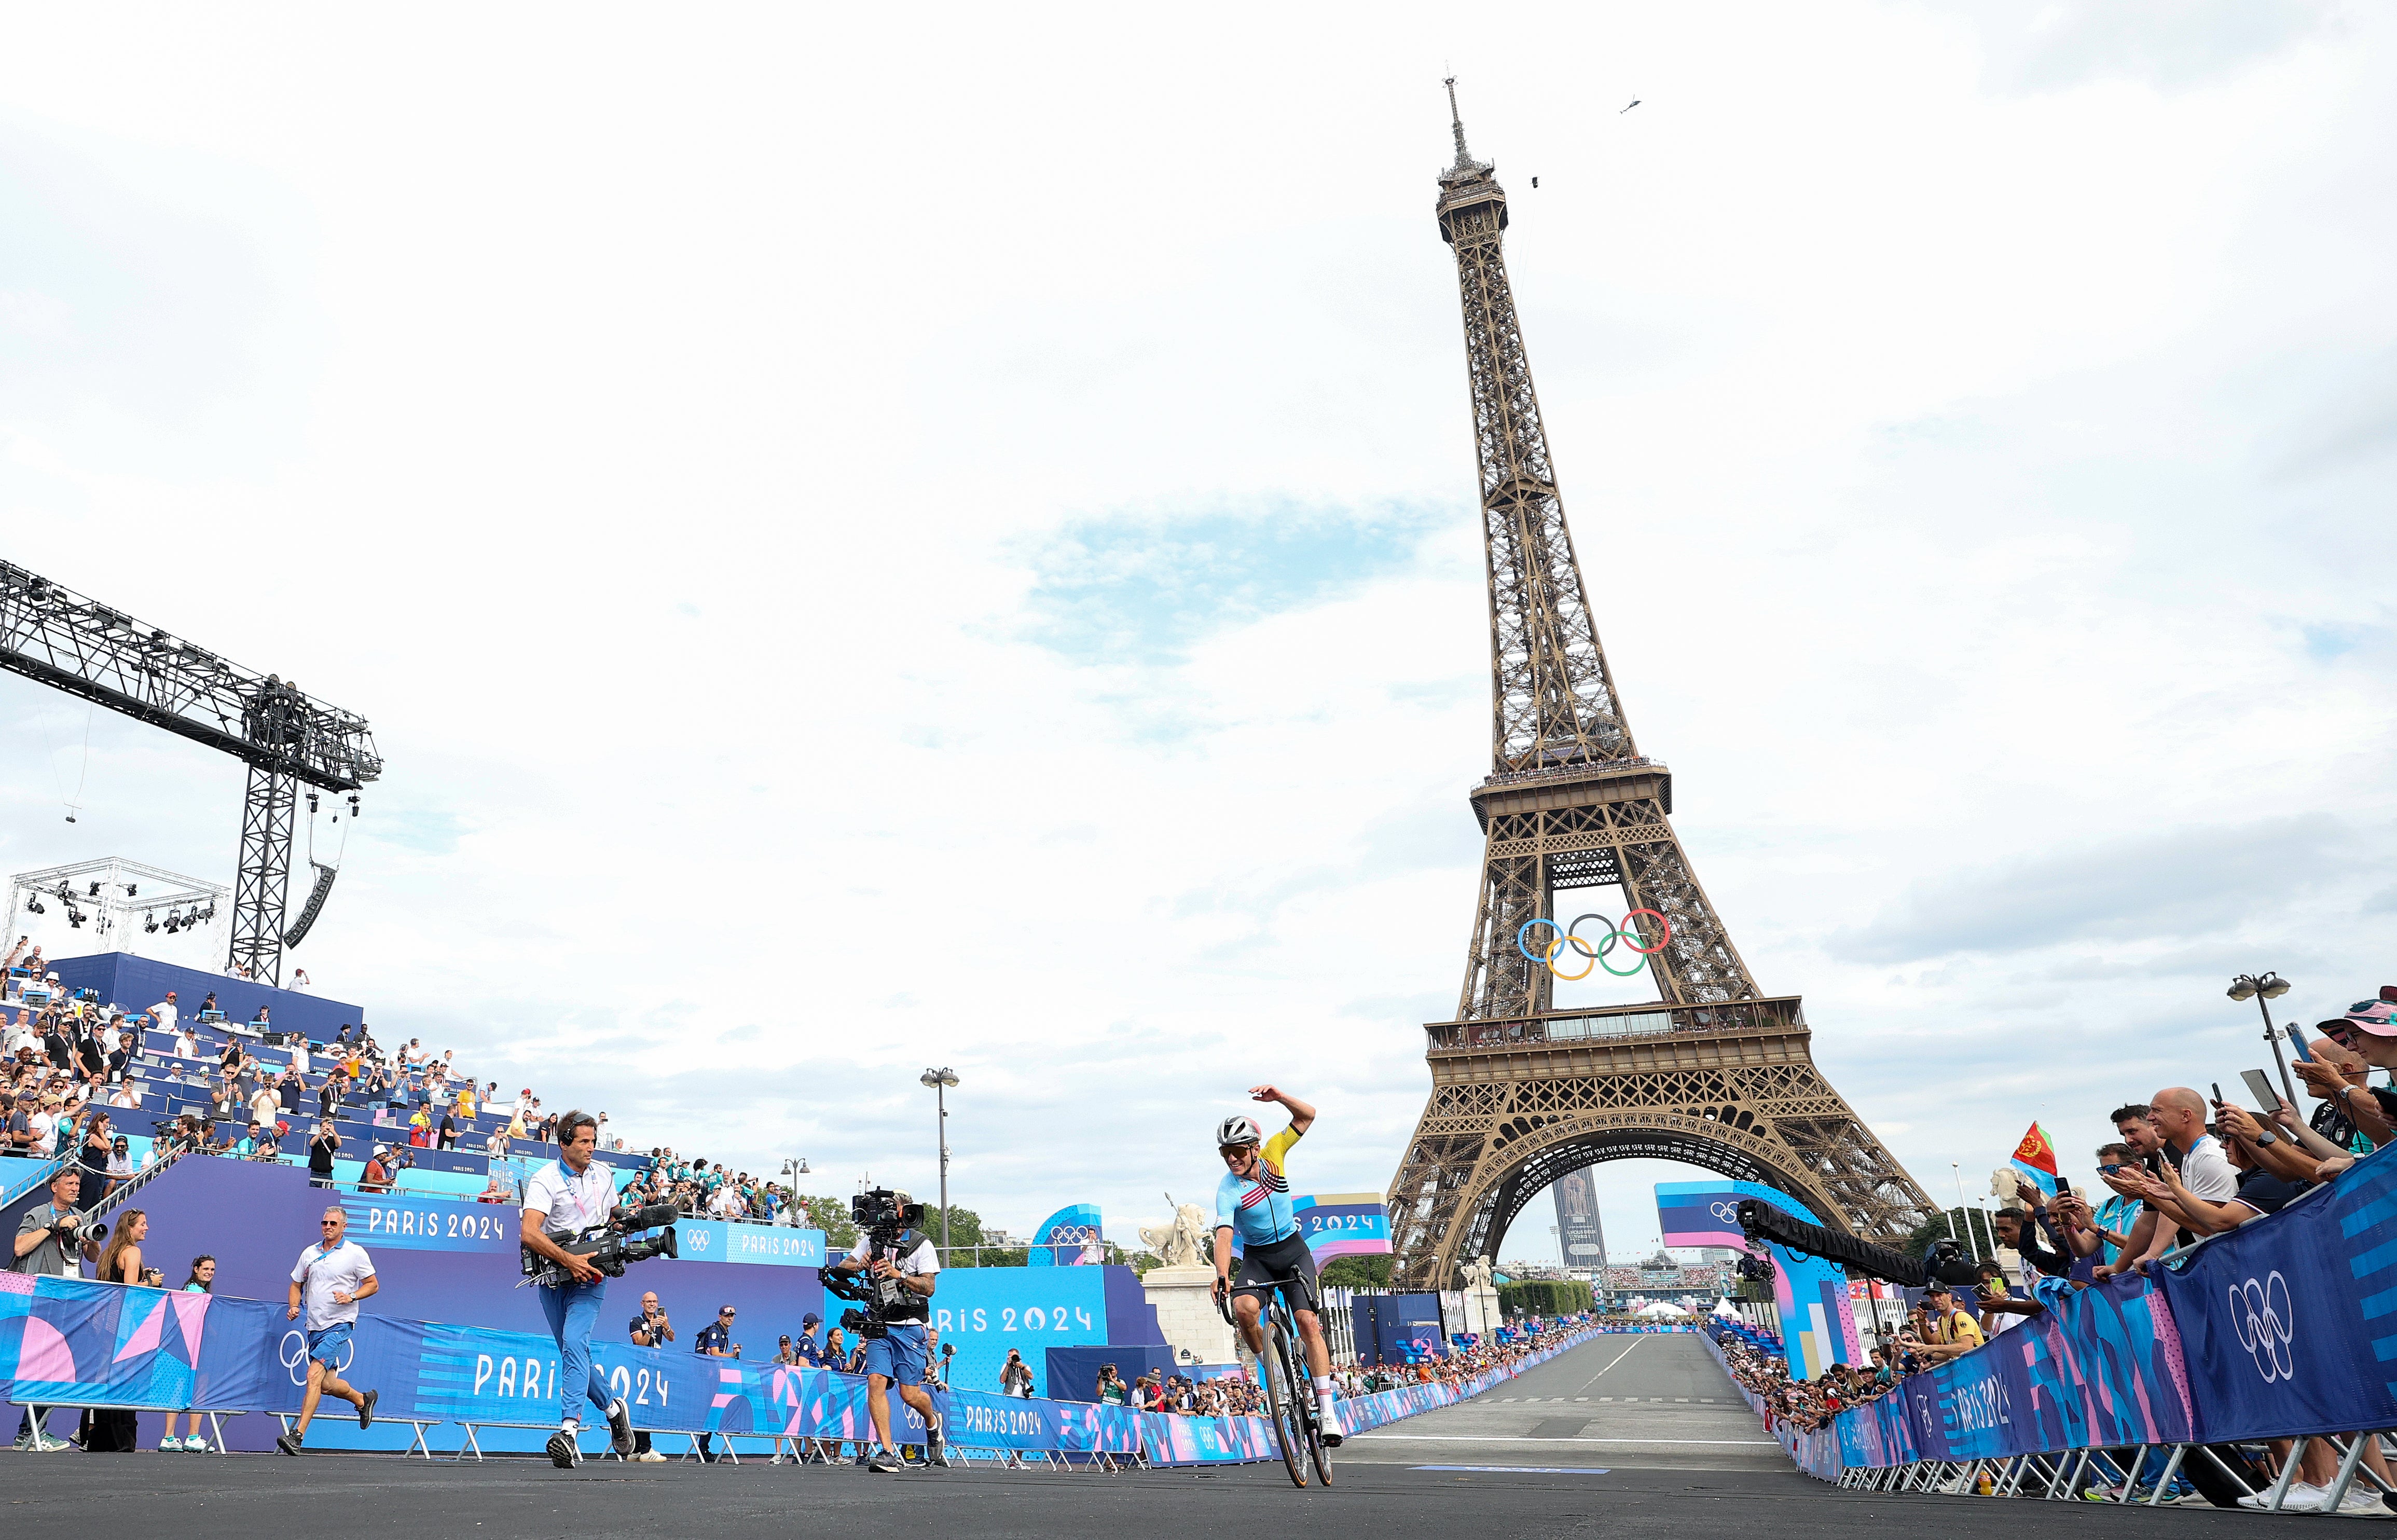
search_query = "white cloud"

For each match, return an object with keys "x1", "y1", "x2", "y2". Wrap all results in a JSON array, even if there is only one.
[{"x1": 0, "y1": 3, "x2": 2391, "y2": 1264}]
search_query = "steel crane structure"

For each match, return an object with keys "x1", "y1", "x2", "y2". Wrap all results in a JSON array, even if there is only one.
[{"x1": 0, "y1": 560, "x2": 381, "y2": 985}]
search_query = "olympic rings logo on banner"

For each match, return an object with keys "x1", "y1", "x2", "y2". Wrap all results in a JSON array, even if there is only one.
[
  {"x1": 2229, "y1": 1272, "x2": 2295, "y2": 1383},
  {"x1": 279, "y1": 1329, "x2": 353, "y2": 1386},
  {"x1": 1707, "y1": 1201, "x2": 1740, "y2": 1223},
  {"x1": 1514, "y1": 911, "x2": 1672, "y2": 980}
]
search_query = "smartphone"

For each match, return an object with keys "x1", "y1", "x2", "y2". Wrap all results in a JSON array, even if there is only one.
[
  {"x1": 2053, "y1": 1176, "x2": 2071, "y2": 1198},
  {"x1": 2288, "y1": 1025, "x2": 2315, "y2": 1064},
  {"x1": 2241, "y1": 1069, "x2": 2285, "y2": 1113},
  {"x1": 2211, "y1": 1081, "x2": 2223, "y2": 1108}
]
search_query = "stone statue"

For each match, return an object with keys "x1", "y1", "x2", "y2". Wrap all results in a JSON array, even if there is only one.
[
  {"x1": 1461, "y1": 1256, "x2": 1496, "y2": 1290},
  {"x1": 1138, "y1": 1203, "x2": 1213, "y2": 1269},
  {"x1": 1989, "y1": 1168, "x2": 2024, "y2": 1204}
]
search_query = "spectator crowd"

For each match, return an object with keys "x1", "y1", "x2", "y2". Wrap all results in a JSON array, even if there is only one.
[{"x1": 1707, "y1": 985, "x2": 2397, "y2": 1514}]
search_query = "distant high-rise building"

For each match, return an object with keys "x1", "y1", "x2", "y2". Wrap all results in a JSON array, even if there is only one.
[{"x1": 1551, "y1": 1165, "x2": 1608, "y2": 1275}]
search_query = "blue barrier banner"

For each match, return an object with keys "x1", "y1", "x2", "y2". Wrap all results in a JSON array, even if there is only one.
[
  {"x1": 1868, "y1": 1272, "x2": 2193, "y2": 1464},
  {"x1": 0, "y1": 1269, "x2": 1573, "y2": 1464},
  {"x1": 2155, "y1": 1154, "x2": 2397, "y2": 1443}
]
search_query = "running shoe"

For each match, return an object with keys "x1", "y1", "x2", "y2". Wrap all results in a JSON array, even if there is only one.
[
  {"x1": 867, "y1": 1448, "x2": 905, "y2": 1473},
  {"x1": 275, "y1": 1431, "x2": 305, "y2": 1456},
  {"x1": 606, "y1": 1397, "x2": 634, "y2": 1458},
  {"x1": 358, "y1": 1388, "x2": 378, "y2": 1430},
  {"x1": 546, "y1": 1428, "x2": 580, "y2": 1469},
  {"x1": 2241, "y1": 1482, "x2": 2326, "y2": 1511},
  {"x1": 2331, "y1": 1487, "x2": 2387, "y2": 1518},
  {"x1": 158, "y1": 1437, "x2": 183, "y2": 1452},
  {"x1": 925, "y1": 1417, "x2": 950, "y2": 1468}
]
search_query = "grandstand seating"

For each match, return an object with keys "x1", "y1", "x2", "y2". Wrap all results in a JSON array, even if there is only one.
[{"x1": 15, "y1": 959, "x2": 651, "y2": 1197}]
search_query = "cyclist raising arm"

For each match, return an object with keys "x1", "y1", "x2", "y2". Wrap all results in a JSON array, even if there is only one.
[{"x1": 1210, "y1": 1084, "x2": 1341, "y2": 1447}]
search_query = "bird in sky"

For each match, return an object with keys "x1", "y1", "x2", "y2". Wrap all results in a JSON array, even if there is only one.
[{"x1": 1621, "y1": 100, "x2": 1641, "y2": 113}]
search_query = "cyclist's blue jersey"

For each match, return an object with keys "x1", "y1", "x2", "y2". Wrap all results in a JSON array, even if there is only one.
[{"x1": 1215, "y1": 1124, "x2": 1303, "y2": 1246}]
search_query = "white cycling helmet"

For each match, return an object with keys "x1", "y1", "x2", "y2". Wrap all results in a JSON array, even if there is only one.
[{"x1": 1216, "y1": 1115, "x2": 1263, "y2": 1149}]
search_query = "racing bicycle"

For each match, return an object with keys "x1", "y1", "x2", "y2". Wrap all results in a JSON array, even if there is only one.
[{"x1": 1217, "y1": 1269, "x2": 1333, "y2": 1488}]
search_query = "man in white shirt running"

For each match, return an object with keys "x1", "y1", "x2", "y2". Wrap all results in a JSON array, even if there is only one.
[{"x1": 277, "y1": 1207, "x2": 380, "y2": 1455}]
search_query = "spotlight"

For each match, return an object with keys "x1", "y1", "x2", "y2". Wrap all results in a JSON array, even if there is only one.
[
  {"x1": 26, "y1": 898, "x2": 43, "y2": 915},
  {"x1": 87, "y1": 882, "x2": 100, "y2": 898},
  {"x1": 124, "y1": 885, "x2": 136, "y2": 898},
  {"x1": 143, "y1": 916, "x2": 158, "y2": 934}
]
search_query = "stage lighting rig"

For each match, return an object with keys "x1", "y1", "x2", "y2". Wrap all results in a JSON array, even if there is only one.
[{"x1": 0, "y1": 561, "x2": 381, "y2": 984}]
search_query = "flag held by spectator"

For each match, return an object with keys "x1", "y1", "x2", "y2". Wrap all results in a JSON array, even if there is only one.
[{"x1": 2010, "y1": 1122, "x2": 2059, "y2": 1198}]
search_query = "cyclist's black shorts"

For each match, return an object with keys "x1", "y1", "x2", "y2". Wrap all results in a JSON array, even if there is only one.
[{"x1": 1231, "y1": 1232, "x2": 1320, "y2": 1315}]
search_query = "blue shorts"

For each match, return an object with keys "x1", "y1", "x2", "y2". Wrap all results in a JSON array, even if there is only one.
[
  {"x1": 306, "y1": 1322, "x2": 353, "y2": 1368},
  {"x1": 863, "y1": 1323, "x2": 928, "y2": 1386}
]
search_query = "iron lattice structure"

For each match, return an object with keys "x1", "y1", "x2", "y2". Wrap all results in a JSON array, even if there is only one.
[
  {"x1": 1385, "y1": 89, "x2": 1932, "y2": 1288},
  {"x1": 0, "y1": 561, "x2": 380, "y2": 985}
]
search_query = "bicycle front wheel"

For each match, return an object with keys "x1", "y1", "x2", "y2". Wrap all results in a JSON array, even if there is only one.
[{"x1": 1261, "y1": 1322, "x2": 1308, "y2": 1488}]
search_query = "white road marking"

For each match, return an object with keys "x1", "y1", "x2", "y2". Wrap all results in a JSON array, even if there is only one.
[{"x1": 1567, "y1": 1337, "x2": 1643, "y2": 1394}]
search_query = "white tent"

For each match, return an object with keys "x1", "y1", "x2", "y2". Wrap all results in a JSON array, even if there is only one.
[{"x1": 1635, "y1": 1301, "x2": 1689, "y2": 1318}]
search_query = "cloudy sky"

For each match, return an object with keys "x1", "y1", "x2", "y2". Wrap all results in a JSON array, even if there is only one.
[{"x1": 3, "y1": 3, "x2": 2390, "y2": 1264}]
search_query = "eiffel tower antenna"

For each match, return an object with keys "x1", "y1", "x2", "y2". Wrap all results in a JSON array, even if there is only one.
[{"x1": 1385, "y1": 97, "x2": 1933, "y2": 1292}]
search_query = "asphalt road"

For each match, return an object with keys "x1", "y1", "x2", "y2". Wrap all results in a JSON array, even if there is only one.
[
  {"x1": 1344, "y1": 1331, "x2": 1792, "y2": 1473},
  {"x1": 0, "y1": 1338, "x2": 2289, "y2": 1536}
]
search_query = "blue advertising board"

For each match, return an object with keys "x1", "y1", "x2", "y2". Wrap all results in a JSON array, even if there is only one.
[
  {"x1": 671, "y1": 1219, "x2": 825, "y2": 1269},
  {"x1": 928, "y1": 1266, "x2": 1110, "y2": 1397}
]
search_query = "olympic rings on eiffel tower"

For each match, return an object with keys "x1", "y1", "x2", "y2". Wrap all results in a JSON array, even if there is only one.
[{"x1": 1515, "y1": 910, "x2": 1672, "y2": 980}]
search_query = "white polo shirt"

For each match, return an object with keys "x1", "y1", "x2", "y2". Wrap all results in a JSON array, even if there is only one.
[
  {"x1": 2177, "y1": 1134, "x2": 2237, "y2": 1201},
  {"x1": 291, "y1": 1239, "x2": 376, "y2": 1329},
  {"x1": 150, "y1": 1000, "x2": 177, "y2": 1032},
  {"x1": 523, "y1": 1157, "x2": 615, "y2": 1234}
]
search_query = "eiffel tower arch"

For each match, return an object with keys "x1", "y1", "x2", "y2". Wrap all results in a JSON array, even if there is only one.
[{"x1": 1386, "y1": 86, "x2": 1934, "y2": 1290}]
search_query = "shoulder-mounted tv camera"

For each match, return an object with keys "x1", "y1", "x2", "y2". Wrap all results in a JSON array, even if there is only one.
[
  {"x1": 520, "y1": 1201, "x2": 681, "y2": 1289},
  {"x1": 816, "y1": 1188, "x2": 930, "y2": 1339}
]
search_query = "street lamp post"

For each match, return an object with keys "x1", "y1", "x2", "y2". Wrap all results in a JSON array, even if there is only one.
[
  {"x1": 920, "y1": 1068, "x2": 959, "y2": 1259},
  {"x1": 2229, "y1": 973, "x2": 2298, "y2": 1113}
]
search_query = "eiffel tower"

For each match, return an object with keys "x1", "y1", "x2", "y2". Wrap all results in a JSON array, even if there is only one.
[{"x1": 1385, "y1": 85, "x2": 1934, "y2": 1289}]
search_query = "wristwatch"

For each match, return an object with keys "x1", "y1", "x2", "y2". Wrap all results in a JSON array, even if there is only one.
[{"x1": 2254, "y1": 1129, "x2": 2279, "y2": 1146}]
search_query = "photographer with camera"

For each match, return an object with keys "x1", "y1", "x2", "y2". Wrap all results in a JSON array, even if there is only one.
[
  {"x1": 823, "y1": 1189, "x2": 947, "y2": 1473},
  {"x1": 519, "y1": 1111, "x2": 639, "y2": 1469},
  {"x1": 10, "y1": 1165, "x2": 102, "y2": 1450}
]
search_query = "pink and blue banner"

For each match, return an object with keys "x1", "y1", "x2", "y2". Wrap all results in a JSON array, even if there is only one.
[
  {"x1": 1294, "y1": 1192, "x2": 1390, "y2": 1262},
  {"x1": 1658, "y1": 1179, "x2": 1858, "y2": 1379}
]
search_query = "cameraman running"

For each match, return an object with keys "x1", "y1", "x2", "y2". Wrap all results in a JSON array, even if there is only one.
[
  {"x1": 826, "y1": 1192, "x2": 947, "y2": 1473},
  {"x1": 519, "y1": 1110, "x2": 637, "y2": 1468},
  {"x1": 1210, "y1": 1084, "x2": 1342, "y2": 1446}
]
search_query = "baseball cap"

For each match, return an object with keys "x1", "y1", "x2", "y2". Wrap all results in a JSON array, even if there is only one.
[{"x1": 802, "y1": 1313, "x2": 820, "y2": 1327}]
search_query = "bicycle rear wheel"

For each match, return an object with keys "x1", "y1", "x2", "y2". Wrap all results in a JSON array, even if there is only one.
[{"x1": 1261, "y1": 1321, "x2": 1308, "y2": 1488}]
